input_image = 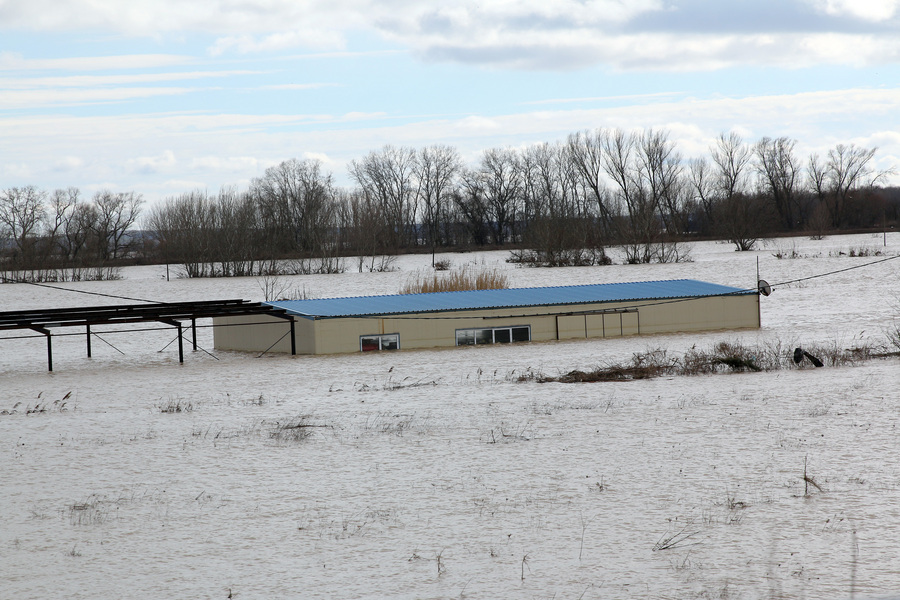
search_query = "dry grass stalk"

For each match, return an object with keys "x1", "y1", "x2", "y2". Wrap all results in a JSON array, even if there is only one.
[
  {"x1": 400, "y1": 266, "x2": 509, "y2": 294},
  {"x1": 652, "y1": 525, "x2": 700, "y2": 552}
]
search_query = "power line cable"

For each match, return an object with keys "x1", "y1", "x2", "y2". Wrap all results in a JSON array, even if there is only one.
[
  {"x1": 2, "y1": 252, "x2": 897, "y2": 327},
  {"x1": 0, "y1": 275, "x2": 161, "y2": 304}
]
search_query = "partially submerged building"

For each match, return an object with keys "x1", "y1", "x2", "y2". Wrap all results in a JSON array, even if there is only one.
[{"x1": 212, "y1": 278, "x2": 760, "y2": 355}]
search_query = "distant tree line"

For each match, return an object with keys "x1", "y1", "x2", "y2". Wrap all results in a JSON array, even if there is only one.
[
  {"x1": 0, "y1": 187, "x2": 143, "y2": 281},
  {"x1": 2, "y1": 128, "x2": 896, "y2": 281}
]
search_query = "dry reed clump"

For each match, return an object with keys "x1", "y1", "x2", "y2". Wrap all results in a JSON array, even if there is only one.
[
  {"x1": 683, "y1": 341, "x2": 766, "y2": 374},
  {"x1": 399, "y1": 266, "x2": 509, "y2": 295},
  {"x1": 887, "y1": 322, "x2": 900, "y2": 353}
]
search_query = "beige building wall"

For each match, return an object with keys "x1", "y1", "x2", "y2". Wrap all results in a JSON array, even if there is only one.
[
  {"x1": 213, "y1": 314, "x2": 315, "y2": 354},
  {"x1": 213, "y1": 294, "x2": 760, "y2": 355}
]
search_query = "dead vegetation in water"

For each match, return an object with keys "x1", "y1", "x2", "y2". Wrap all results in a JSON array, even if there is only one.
[
  {"x1": 652, "y1": 524, "x2": 701, "y2": 552},
  {"x1": 354, "y1": 375, "x2": 440, "y2": 392},
  {"x1": 526, "y1": 339, "x2": 893, "y2": 384},
  {"x1": 68, "y1": 495, "x2": 111, "y2": 526},
  {"x1": 362, "y1": 412, "x2": 428, "y2": 436},
  {"x1": 483, "y1": 421, "x2": 535, "y2": 443},
  {"x1": 157, "y1": 398, "x2": 194, "y2": 413},
  {"x1": 1, "y1": 391, "x2": 75, "y2": 416},
  {"x1": 268, "y1": 414, "x2": 331, "y2": 442}
]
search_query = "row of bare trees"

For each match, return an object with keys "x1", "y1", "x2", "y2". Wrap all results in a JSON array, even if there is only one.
[
  {"x1": 0, "y1": 187, "x2": 143, "y2": 281},
  {"x1": 4, "y1": 128, "x2": 894, "y2": 280}
]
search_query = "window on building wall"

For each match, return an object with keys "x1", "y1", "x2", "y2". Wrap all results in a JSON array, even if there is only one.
[
  {"x1": 360, "y1": 333, "x2": 400, "y2": 352},
  {"x1": 455, "y1": 325, "x2": 530, "y2": 346}
]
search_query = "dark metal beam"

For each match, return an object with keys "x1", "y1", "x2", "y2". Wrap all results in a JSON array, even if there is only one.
[
  {"x1": 1, "y1": 300, "x2": 290, "y2": 370},
  {"x1": 289, "y1": 318, "x2": 296, "y2": 355}
]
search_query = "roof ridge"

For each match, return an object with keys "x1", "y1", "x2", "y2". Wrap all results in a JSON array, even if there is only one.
[{"x1": 270, "y1": 278, "x2": 700, "y2": 304}]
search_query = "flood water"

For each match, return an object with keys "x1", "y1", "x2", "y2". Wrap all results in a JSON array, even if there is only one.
[{"x1": 2, "y1": 233, "x2": 900, "y2": 599}]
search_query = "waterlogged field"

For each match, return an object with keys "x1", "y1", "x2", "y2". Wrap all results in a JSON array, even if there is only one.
[{"x1": 2, "y1": 233, "x2": 900, "y2": 599}]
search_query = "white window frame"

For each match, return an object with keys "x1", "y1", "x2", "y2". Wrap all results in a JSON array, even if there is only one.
[
  {"x1": 360, "y1": 333, "x2": 400, "y2": 352},
  {"x1": 455, "y1": 325, "x2": 530, "y2": 346}
]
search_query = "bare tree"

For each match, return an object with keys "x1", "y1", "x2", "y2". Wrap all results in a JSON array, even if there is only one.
[
  {"x1": 688, "y1": 157, "x2": 716, "y2": 234},
  {"x1": 216, "y1": 186, "x2": 262, "y2": 276},
  {"x1": 147, "y1": 191, "x2": 217, "y2": 277},
  {"x1": 711, "y1": 132, "x2": 753, "y2": 200},
  {"x1": 822, "y1": 144, "x2": 880, "y2": 228},
  {"x1": 453, "y1": 172, "x2": 491, "y2": 246},
  {"x1": 513, "y1": 142, "x2": 606, "y2": 266},
  {"x1": 755, "y1": 137, "x2": 803, "y2": 231},
  {"x1": 709, "y1": 132, "x2": 764, "y2": 250},
  {"x1": 0, "y1": 185, "x2": 47, "y2": 266},
  {"x1": 413, "y1": 145, "x2": 461, "y2": 264},
  {"x1": 600, "y1": 129, "x2": 686, "y2": 262},
  {"x1": 475, "y1": 147, "x2": 523, "y2": 245},
  {"x1": 637, "y1": 129, "x2": 687, "y2": 237},
  {"x1": 250, "y1": 158, "x2": 336, "y2": 255},
  {"x1": 600, "y1": 128, "x2": 655, "y2": 262},
  {"x1": 349, "y1": 145, "x2": 418, "y2": 249},
  {"x1": 92, "y1": 190, "x2": 144, "y2": 260},
  {"x1": 64, "y1": 200, "x2": 97, "y2": 264},
  {"x1": 334, "y1": 189, "x2": 395, "y2": 272},
  {"x1": 46, "y1": 188, "x2": 76, "y2": 254},
  {"x1": 567, "y1": 129, "x2": 615, "y2": 236}
]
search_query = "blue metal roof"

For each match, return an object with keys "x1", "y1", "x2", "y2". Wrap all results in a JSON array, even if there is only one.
[{"x1": 266, "y1": 279, "x2": 752, "y2": 319}]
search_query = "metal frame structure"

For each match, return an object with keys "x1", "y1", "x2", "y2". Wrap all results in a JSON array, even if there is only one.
[{"x1": 0, "y1": 299, "x2": 295, "y2": 371}]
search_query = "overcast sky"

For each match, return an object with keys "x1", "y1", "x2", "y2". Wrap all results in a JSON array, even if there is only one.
[{"x1": 2, "y1": 0, "x2": 899, "y2": 205}]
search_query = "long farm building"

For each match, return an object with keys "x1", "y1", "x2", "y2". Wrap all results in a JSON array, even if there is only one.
[{"x1": 213, "y1": 279, "x2": 760, "y2": 355}]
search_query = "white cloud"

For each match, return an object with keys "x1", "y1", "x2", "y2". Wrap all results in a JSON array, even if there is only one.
[
  {"x1": 339, "y1": 112, "x2": 389, "y2": 122},
  {"x1": 455, "y1": 116, "x2": 501, "y2": 132},
  {"x1": 208, "y1": 29, "x2": 346, "y2": 56},
  {"x1": 1, "y1": 1, "x2": 898, "y2": 71},
  {"x1": 129, "y1": 150, "x2": 177, "y2": 174},
  {"x1": 1, "y1": 162, "x2": 33, "y2": 179},
  {"x1": 189, "y1": 156, "x2": 264, "y2": 172},
  {"x1": 0, "y1": 86, "x2": 196, "y2": 109},
  {"x1": 2, "y1": 86, "x2": 899, "y2": 203},
  {"x1": 261, "y1": 83, "x2": 338, "y2": 91},
  {"x1": 0, "y1": 71, "x2": 258, "y2": 89},
  {"x1": 52, "y1": 156, "x2": 85, "y2": 172},
  {"x1": 524, "y1": 92, "x2": 684, "y2": 106},
  {"x1": 412, "y1": 31, "x2": 900, "y2": 71},
  {"x1": 161, "y1": 178, "x2": 208, "y2": 190},
  {"x1": 0, "y1": 0, "x2": 364, "y2": 42},
  {"x1": 0, "y1": 51, "x2": 192, "y2": 72},
  {"x1": 810, "y1": 0, "x2": 900, "y2": 20}
]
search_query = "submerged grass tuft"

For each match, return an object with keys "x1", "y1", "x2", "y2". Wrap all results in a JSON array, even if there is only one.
[
  {"x1": 268, "y1": 415, "x2": 330, "y2": 442},
  {"x1": 157, "y1": 398, "x2": 194, "y2": 413}
]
